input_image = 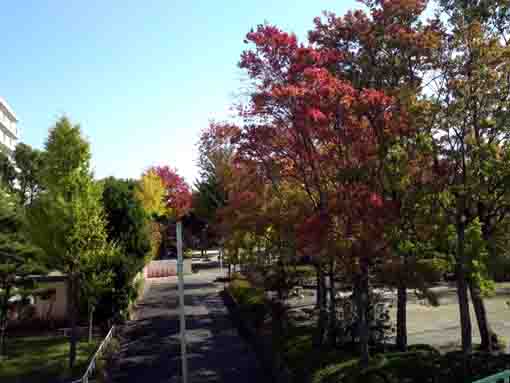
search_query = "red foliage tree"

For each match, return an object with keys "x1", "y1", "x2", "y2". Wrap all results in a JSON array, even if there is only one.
[
  {"x1": 237, "y1": 23, "x2": 410, "y2": 361},
  {"x1": 151, "y1": 165, "x2": 192, "y2": 219}
]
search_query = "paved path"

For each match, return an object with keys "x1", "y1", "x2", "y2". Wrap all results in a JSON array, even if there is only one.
[{"x1": 110, "y1": 268, "x2": 266, "y2": 383}]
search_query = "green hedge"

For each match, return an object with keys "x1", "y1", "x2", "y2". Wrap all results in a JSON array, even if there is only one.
[{"x1": 228, "y1": 277, "x2": 267, "y2": 329}]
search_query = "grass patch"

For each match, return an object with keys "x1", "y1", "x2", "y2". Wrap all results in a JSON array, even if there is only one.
[
  {"x1": 0, "y1": 335, "x2": 100, "y2": 383},
  {"x1": 309, "y1": 346, "x2": 510, "y2": 383}
]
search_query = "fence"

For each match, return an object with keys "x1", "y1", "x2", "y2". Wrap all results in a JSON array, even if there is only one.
[
  {"x1": 69, "y1": 325, "x2": 116, "y2": 383},
  {"x1": 473, "y1": 370, "x2": 510, "y2": 383}
]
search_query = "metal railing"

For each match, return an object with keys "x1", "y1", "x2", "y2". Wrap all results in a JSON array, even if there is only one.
[
  {"x1": 69, "y1": 325, "x2": 116, "y2": 383},
  {"x1": 473, "y1": 370, "x2": 510, "y2": 383}
]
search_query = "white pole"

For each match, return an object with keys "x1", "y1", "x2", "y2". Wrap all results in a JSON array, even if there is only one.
[{"x1": 177, "y1": 221, "x2": 188, "y2": 383}]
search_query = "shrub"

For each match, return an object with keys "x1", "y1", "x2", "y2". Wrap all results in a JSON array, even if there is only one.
[
  {"x1": 416, "y1": 259, "x2": 450, "y2": 284},
  {"x1": 488, "y1": 254, "x2": 510, "y2": 282},
  {"x1": 228, "y1": 278, "x2": 267, "y2": 329},
  {"x1": 407, "y1": 344, "x2": 440, "y2": 356}
]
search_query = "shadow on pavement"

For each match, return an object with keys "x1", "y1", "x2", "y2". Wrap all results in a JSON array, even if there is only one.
[{"x1": 109, "y1": 276, "x2": 266, "y2": 383}]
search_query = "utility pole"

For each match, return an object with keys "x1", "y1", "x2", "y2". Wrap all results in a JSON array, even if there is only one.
[{"x1": 177, "y1": 221, "x2": 188, "y2": 383}]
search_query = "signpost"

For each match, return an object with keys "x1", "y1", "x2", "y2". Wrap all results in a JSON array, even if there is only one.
[{"x1": 177, "y1": 221, "x2": 188, "y2": 383}]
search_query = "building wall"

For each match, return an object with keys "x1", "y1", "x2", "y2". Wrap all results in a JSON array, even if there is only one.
[
  {"x1": 34, "y1": 281, "x2": 69, "y2": 321},
  {"x1": 0, "y1": 97, "x2": 19, "y2": 156}
]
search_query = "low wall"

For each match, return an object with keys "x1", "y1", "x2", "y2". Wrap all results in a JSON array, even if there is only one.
[{"x1": 144, "y1": 259, "x2": 192, "y2": 278}]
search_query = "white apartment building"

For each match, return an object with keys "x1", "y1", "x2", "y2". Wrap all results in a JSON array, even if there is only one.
[{"x1": 0, "y1": 97, "x2": 19, "y2": 156}]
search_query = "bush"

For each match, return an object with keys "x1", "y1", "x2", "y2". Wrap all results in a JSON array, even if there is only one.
[
  {"x1": 416, "y1": 259, "x2": 450, "y2": 284},
  {"x1": 488, "y1": 254, "x2": 510, "y2": 282},
  {"x1": 228, "y1": 278, "x2": 267, "y2": 329},
  {"x1": 407, "y1": 344, "x2": 440, "y2": 356},
  {"x1": 94, "y1": 336, "x2": 121, "y2": 383}
]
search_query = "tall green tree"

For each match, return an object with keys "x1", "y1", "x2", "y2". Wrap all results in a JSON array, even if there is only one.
[
  {"x1": 100, "y1": 177, "x2": 151, "y2": 319},
  {"x1": 0, "y1": 187, "x2": 42, "y2": 357},
  {"x1": 430, "y1": 0, "x2": 510, "y2": 353},
  {"x1": 27, "y1": 116, "x2": 113, "y2": 369}
]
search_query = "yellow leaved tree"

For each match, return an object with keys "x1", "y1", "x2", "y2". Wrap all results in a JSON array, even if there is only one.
[{"x1": 134, "y1": 169, "x2": 167, "y2": 217}]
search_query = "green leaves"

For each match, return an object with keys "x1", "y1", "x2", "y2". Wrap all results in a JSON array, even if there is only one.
[
  {"x1": 0, "y1": 151, "x2": 16, "y2": 191},
  {"x1": 41, "y1": 117, "x2": 91, "y2": 199},
  {"x1": 0, "y1": 185, "x2": 44, "y2": 342},
  {"x1": 13, "y1": 143, "x2": 43, "y2": 205}
]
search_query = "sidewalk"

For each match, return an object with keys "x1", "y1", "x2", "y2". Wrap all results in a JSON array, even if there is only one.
[{"x1": 110, "y1": 268, "x2": 266, "y2": 383}]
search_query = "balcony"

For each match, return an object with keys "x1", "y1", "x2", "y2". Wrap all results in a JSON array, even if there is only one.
[{"x1": 0, "y1": 112, "x2": 17, "y2": 137}]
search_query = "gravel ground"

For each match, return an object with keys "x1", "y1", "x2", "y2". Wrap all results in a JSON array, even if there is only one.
[
  {"x1": 402, "y1": 295, "x2": 510, "y2": 350},
  {"x1": 287, "y1": 284, "x2": 510, "y2": 351},
  {"x1": 110, "y1": 267, "x2": 266, "y2": 383}
]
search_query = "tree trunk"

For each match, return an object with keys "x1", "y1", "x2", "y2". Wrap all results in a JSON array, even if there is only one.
[
  {"x1": 356, "y1": 259, "x2": 370, "y2": 367},
  {"x1": 88, "y1": 305, "x2": 94, "y2": 343},
  {"x1": 0, "y1": 286, "x2": 10, "y2": 357},
  {"x1": 469, "y1": 280, "x2": 493, "y2": 351},
  {"x1": 473, "y1": 224, "x2": 497, "y2": 352},
  {"x1": 328, "y1": 260, "x2": 337, "y2": 347},
  {"x1": 314, "y1": 264, "x2": 327, "y2": 347},
  {"x1": 68, "y1": 275, "x2": 79, "y2": 370},
  {"x1": 396, "y1": 256, "x2": 408, "y2": 352},
  {"x1": 0, "y1": 326, "x2": 5, "y2": 358},
  {"x1": 315, "y1": 264, "x2": 321, "y2": 309},
  {"x1": 396, "y1": 284, "x2": 407, "y2": 352},
  {"x1": 456, "y1": 220, "x2": 472, "y2": 355}
]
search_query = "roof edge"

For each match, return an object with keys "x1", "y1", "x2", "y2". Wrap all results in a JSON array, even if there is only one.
[{"x1": 0, "y1": 97, "x2": 18, "y2": 122}]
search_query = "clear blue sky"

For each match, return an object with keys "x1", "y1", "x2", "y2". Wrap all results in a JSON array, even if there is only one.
[{"x1": 1, "y1": 0, "x2": 359, "y2": 184}]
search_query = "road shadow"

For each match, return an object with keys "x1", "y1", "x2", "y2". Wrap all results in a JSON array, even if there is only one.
[{"x1": 109, "y1": 277, "x2": 266, "y2": 383}]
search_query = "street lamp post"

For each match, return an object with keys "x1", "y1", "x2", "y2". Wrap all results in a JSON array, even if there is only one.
[{"x1": 177, "y1": 221, "x2": 188, "y2": 383}]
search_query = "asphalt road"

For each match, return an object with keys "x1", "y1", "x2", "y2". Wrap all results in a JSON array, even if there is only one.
[{"x1": 110, "y1": 267, "x2": 266, "y2": 383}]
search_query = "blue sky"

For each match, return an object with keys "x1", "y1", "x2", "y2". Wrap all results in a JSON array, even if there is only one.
[{"x1": 1, "y1": 0, "x2": 360, "y2": 184}]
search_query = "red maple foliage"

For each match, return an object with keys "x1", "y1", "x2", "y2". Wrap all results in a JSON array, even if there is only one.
[
  {"x1": 151, "y1": 165, "x2": 192, "y2": 219},
  {"x1": 238, "y1": 23, "x2": 404, "y2": 261}
]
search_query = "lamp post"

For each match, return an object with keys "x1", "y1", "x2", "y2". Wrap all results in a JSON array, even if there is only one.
[{"x1": 177, "y1": 221, "x2": 188, "y2": 383}]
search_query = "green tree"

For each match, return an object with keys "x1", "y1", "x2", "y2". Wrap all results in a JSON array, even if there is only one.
[
  {"x1": 0, "y1": 187, "x2": 42, "y2": 357},
  {"x1": 429, "y1": 0, "x2": 510, "y2": 353},
  {"x1": 81, "y1": 243, "x2": 118, "y2": 342},
  {"x1": 26, "y1": 116, "x2": 113, "y2": 369},
  {"x1": 99, "y1": 177, "x2": 151, "y2": 319},
  {"x1": 194, "y1": 122, "x2": 233, "y2": 224},
  {"x1": 13, "y1": 143, "x2": 43, "y2": 205},
  {"x1": 0, "y1": 151, "x2": 16, "y2": 191}
]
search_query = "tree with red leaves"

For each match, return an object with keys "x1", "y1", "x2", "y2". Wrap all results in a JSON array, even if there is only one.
[
  {"x1": 151, "y1": 165, "x2": 192, "y2": 219},
  {"x1": 309, "y1": 0, "x2": 440, "y2": 352},
  {"x1": 237, "y1": 18, "x2": 413, "y2": 363}
]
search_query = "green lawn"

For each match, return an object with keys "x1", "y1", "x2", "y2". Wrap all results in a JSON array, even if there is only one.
[{"x1": 0, "y1": 335, "x2": 99, "y2": 383}]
